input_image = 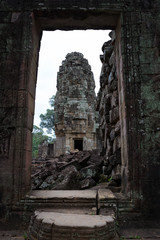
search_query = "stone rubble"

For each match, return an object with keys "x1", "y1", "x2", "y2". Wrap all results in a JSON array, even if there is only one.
[{"x1": 31, "y1": 150, "x2": 103, "y2": 190}]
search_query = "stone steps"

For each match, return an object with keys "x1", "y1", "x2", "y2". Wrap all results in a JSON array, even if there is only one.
[
  {"x1": 23, "y1": 190, "x2": 98, "y2": 216},
  {"x1": 27, "y1": 189, "x2": 118, "y2": 240},
  {"x1": 24, "y1": 189, "x2": 117, "y2": 210},
  {"x1": 28, "y1": 210, "x2": 118, "y2": 240}
]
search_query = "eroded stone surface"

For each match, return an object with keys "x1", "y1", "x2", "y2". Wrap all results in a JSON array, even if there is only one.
[
  {"x1": 28, "y1": 210, "x2": 117, "y2": 240},
  {"x1": 98, "y1": 189, "x2": 116, "y2": 200},
  {"x1": 26, "y1": 189, "x2": 97, "y2": 200},
  {"x1": 54, "y1": 52, "x2": 99, "y2": 156},
  {"x1": 97, "y1": 31, "x2": 121, "y2": 189}
]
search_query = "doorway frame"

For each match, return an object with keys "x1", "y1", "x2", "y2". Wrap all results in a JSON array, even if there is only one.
[{"x1": 5, "y1": 8, "x2": 135, "y2": 206}]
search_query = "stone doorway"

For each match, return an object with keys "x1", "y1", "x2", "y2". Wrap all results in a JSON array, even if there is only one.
[
  {"x1": 31, "y1": 27, "x2": 122, "y2": 192},
  {"x1": 31, "y1": 13, "x2": 126, "y2": 193},
  {"x1": 30, "y1": 10, "x2": 125, "y2": 196},
  {"x1": 74, "y1": 139, "x2": 83, "y2": 151},
  {"x1": 1, "y1": 6, "x2": 129, "y2": 206}
]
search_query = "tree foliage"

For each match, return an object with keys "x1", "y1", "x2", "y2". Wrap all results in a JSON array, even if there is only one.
[
  {"x1": 32, "y1": 125, "x2": 53, "y2": 158},
  {"x1": 32, "y1": 95, "x2": 55, "y2": 158},
  {"x1": 49, "y1": 95, "x2": 55, "y2": 108},
  {"x1": 40, "y1": 95, "x2": 55, "y2": 134}
]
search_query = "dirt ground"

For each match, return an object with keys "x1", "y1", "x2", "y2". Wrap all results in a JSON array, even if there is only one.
[
  {"x1": 0, "y1": 230, "x2": 26, "y2": 240},
  {"x1": 0, "y1": 226, "x2": 160, "y2": 240},
  {"x1": 119, "y1": 220, "x2": 160, "y2": 240},
  {"x1": 119, "y1": 228, "x2": 160, "y2": 240}
]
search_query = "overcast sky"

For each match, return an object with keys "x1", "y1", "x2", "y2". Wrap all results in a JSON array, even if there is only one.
[{"x1": 34, "y1": 30, "x2": 110, "y2": 127}]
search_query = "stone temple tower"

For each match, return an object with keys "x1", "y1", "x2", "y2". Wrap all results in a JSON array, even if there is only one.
[{"x1": 54, "y1": 52, "x2": 98, "y2": 156}]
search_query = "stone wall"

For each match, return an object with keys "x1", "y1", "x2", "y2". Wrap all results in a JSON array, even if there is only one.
[
  {"x1": 97, "y1": 31, "x2": 121, "y2": 188},
  {"x1": 54, "y1": 52, "x2": 98, "y2": 156},
  {"x1": 37, "y1": 142, "x2": 54, "y2": 160}
]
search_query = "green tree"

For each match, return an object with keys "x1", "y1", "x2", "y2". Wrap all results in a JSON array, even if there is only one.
[
  {"x1": 32, "y1": 125, "x2": 53, "y2": 158},
  {"x1": 40, "y1": 95, "x2": 55, "y2": 134},
  {"x1": 49, "y1": 95, "x2": 55, "y2": 108}
]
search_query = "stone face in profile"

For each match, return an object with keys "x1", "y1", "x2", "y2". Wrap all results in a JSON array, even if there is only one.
[{"x1": 54, "y1": 52, "x2": 98, "y2": 156}]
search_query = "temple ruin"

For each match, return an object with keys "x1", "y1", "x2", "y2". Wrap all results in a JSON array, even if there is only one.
[
  {"x1": 54, "y1": 52, "x2": 99, "y2": 156},
  {"x1": 0, "y1": 0, "x2": 160, "y2": 238}
]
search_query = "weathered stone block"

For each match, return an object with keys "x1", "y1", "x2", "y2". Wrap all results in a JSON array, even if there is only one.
[
  {"x1": 28, "y1": 210, "x2": 117, "y2": 240},
  {"x1": 108, "y1": 78, "x2": 118, "y2": 92},
  {"x1": 110, "y1": 128, "x2": 115, "y2": 141},
  {"x1": 111, "y1": 90, "x2": 118, "y2": 108},
  {"x1": 115, "y1": 120, "x2": 120, "y2": 135},
  {"x1": 102, "y1": 40, "x2": 112, "y2": 53},
  {"x1": 112, "y1": 164, "x2": 121, "y2": 175},
  {"x1": 80, "y1": 165, "x2": 97, "y2": 179},
  {"x1": 109, "y1": 51, "x2": 115, "y2": 67},
  {"x1": 109, "y1": 106, "x2": 119, "y2": 124},
  {"x1": 80, "y1": 176, "x2": 96, "y2": 189},
  {"x1": 113, "y1": 136, "x2": 121, "y2": 153}
]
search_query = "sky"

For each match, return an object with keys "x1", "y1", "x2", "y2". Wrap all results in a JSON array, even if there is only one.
[{"x1": 34, "y1": 30, "x2": 110, "y2": 127}]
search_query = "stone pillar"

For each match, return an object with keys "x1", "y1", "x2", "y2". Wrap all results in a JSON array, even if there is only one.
[
  {"x1": 0, "y1": 12, "x2": 41, "y2": 208},
  {"x1": 121, "y1": 6, "x2": 160, "y2": 215}
]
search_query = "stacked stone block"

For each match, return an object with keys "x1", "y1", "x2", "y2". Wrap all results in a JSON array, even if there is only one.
[
  {"x1": 97, "y1": 31, "x2": 121, "y2": 188},
  {"x1": 28, "y1": 210, "x2": 117, "y2": 240}
]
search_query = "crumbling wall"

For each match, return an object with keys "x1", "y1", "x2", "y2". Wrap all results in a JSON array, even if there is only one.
[
  {"x1": 37, "y1": 143, "x2": 54, "y2": 160},
  {"x1": 97, "y1": 31, "x2": 121, "y2": 188}
]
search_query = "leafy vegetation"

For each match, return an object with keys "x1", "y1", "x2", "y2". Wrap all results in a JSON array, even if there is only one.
[
  {"x1": 32, "y1": 125, "x2": 54, "y2": 158},
  {"x1": 32, "y1": 95, "x2": 56, "y2": 158},
  {"x1": 120, "y1": 236, "x2": 141, "y2": 240},
  {"x1": 40, "y1": 95, "x2": 55, "y2": 134},
  {"x1": 23, "y1": 232, "x2": 28, "y2": 239}
]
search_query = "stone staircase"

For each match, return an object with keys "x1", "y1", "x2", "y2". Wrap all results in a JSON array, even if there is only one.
[{"x1": 25, "y1": 189, "x2": 119, "y2": 240}]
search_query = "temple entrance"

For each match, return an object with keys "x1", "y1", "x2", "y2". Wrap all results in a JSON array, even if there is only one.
[
  {"x1": 0, "y1": 5, "x2": 130, "y2": 205},
  {"x1": 74, "y1": 139, "x2": 83, "y2": 151},
  {"x1": 31, "y1": 13, "x2": 125, "y2": 192}
]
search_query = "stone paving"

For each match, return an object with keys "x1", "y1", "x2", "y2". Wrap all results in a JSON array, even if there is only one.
[
  {"x1": 0, "y1": 190, "x2": 160, "y2": 240},
  {"x1": 1, "y1": 226, "x2": 160, "y2": 240}
]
